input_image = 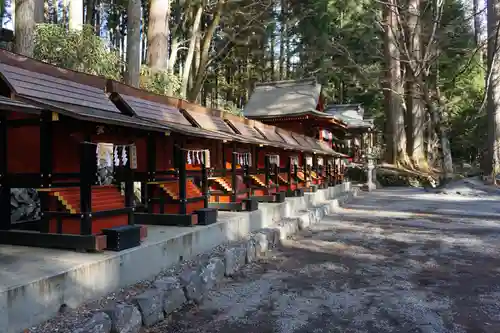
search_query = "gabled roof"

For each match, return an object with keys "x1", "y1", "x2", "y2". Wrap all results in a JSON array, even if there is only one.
[
  {"x1": 324, "y1": 104, "x2": 373, "y2": 129},
  {"x1": 107, "y1": 83, "x2": 234, "y2": 141},
  {"x1": 0, "y1": 61, "x2": 172, "y2": 132},
  {"x1": 0, "y1": 95, "x2": 42, "y2": 114},
  {"x1": 243, "y1": 79, "x2": 322, "y2": 118}
]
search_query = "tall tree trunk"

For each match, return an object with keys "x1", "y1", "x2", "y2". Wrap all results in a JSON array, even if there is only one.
[
  {"x1": 125, "y1": 0, "x2": 141, "y2": 87},
  {"x1": 405, "y1": 0, "x2": 425, "y2": 166},
  {"x1": 85, "y1": 0, "x2": 94, "y2": 24},
  {"x1": 14, "y1": 0, "x2": 35, "y2": 57},
  {"x1": 34, "y1": 0, "x2": 44, "y2": 23},
  {"x1": 270, "y1": 22, "x2": 275, "y2": 80},
  {"x1": 383, "y1": 0, "x2": 407, "y2": 165},
  {"x1": 180, "y1": 4, "x2": 202, "y2": 99},
  {"x1": 147, "y1": 0, "x2": 170, "y2": 70},
  {"x1": 473, "y1": 0, "x2": 483, "y2": 64},
  {"x1": 279, "y1": 0, "x2": 286, "y2": 80},
  {"x1": 486, "y1": 0, "x2": 500, "y2": 177},
  {"x1": 69, "y1": 0, "x2": 83, "y2": 30},
  {"x1": 188, "y1": 0, "x2": 226, "y2": 101}
]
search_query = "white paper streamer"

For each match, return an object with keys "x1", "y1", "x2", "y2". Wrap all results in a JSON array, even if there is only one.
[
  {"x1": 114, "y1": 148, "x2": 119, "y2": 166},
  {"x1": 121, "y1": 146, "x2": 128, "y2": 166},
  {"x1": 96, "y1": 144, "x2": 101, "y2": 167}
]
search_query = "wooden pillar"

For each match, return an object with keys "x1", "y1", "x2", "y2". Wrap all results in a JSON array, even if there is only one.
[
  {"x1": 231, "y1": 150, "x2": 237, "y2": 202},
  {"x1": 312, "y1": 154, "x2": 317, "y2": 182},
  {"x1": 145, "y1": 133, "x2": 156, "y2": 213},
  {"x1": 0, "y1": 113, "x2": 10, "y2": 230},
  {"x1": 293, "y1": 156, "x2": 299, "y2": 184},
  {"x1": 264, "y1": 155, "x2": 270, "y2": 188},
  {"x1": 254, "y1": 146, "x2": 259, "y2": 172},
  {"x1": 79, "y1": 142, "x2": 94, "y2": 235},
  {"x1": 244, "y1": 162, "x2": 251, "y2": 198},
  {"x1": 326, "y1": 160, "x2": 331, "y2": 186},
  {"x1": 178, "y1": 146, "x2": 187, "y2": 215},
  {"x1": 124, "y1": 145, "x2": 134, "y2": 225},
  {"x1": 274, "y1": 156, "x2": 279, "y2": 187},
  {"x1": 222, "y1": 142, "x2": 226, "y2": 176},
  {"x1": 287, "y1": 156, "x2": 292, "y2": 192},
  {"x1": 39, "y1": 112, "x2": 53, "y2": 232},
  {"x1": 333, "y1": 158, "x2": 338, "y2": 185},
  {"x1": 201, "y1": 159, "x2": 209, "y2": 207}
]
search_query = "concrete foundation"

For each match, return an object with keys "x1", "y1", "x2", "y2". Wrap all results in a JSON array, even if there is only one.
[{"x1": 0, "y1": 183, "x2": 352, "y2": 333}]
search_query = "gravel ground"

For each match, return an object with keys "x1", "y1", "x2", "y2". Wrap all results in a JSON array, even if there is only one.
[
  {"x1": 148, "y1": 187, "x2": 500, "y2": 333},
  {"x1": 29, "y1": 185, "x2": 500, "y2": 333}
]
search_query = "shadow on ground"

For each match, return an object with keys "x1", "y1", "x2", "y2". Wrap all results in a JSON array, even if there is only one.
[{"x1": 150, "y1": 187, "x2": 500, "y2": 333}]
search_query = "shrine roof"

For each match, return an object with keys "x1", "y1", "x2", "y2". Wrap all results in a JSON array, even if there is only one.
[
  {"x1": 107, "y1": 82, "x2": 235, "y2": 141},
  {"x1": 0, "y1": 50, "x2": 172, "y2": 132},
  {"x1": 243, "y1": 79, "x2": 322, "y2": 118},
  {"x1": 0, "y1": 95, "x2": 42, "y2": 114},
  {"x1": 324, "y1": 104, "x2": 373, "y2": 129}
]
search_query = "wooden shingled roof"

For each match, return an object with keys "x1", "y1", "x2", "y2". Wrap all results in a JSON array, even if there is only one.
[
  {"x1": 0, "y1": 95, "x2": 42, "y2": 114},
  {"x1": 276, "y1": 128, "x2": 299, "y2": 146},
  {"x1": 226, "y1": 119, "x2": 266, "y2": 141},
  {"x1": 0, "y1": 50, "x2": 171, "y2": 132},
  {"x1": 243, "y1": 79, "x2": 322, "y2": 119},
  {"x1": 253, "y1": 121, "x2": 285, "y2": 145},
  {"x1": 172, "y1": 100, "x2": 271, "y2": 146},
  {"x1": 107, "y1": 81, "x2": 234, "y2": 141}
]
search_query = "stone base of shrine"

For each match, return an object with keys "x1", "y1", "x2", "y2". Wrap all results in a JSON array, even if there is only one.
[{"x1": 0, "y1": 183, "x2": 353, "y2": 333}]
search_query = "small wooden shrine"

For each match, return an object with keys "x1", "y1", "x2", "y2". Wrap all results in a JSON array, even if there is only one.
[
  {"x1": 0, "y1": 49, "x2": 153, "y2": 251},
  {"x1": 106, "y1": 81, "x2": 228, "y2": 226},
  {"x1": 243, "y1": 79, "x2": 347, "y2": 139},
  {"x1": 243, "y1": 79, "x2": 373, "y2": 182},
  {"x1": 323, "y1": 104, "x2": 374, "y2": 164}
]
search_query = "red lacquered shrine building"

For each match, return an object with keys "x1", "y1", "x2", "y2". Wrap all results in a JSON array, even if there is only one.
[
  {"x1": 243, "y1": 79, "x2": 356, "y2": 184},
  {"x1": 0, "y1": 49, "x2": 163, "y2": 250}
]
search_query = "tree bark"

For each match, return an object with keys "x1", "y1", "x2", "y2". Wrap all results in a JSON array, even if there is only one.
[
  {"x1": 34, "y1": 0, "x2": 44, "y2": 23},
  {"x1": 147, "y1": 0, "x2": 170, "y2": 70},
  {"x1": 405, "y1": 0, "x2": 425, "y2": 165},
  {"x1": 85, "y1": 0, "x2": 94, "y2": 24},
  {"x1": 69, "y1": 0, "x2": 83, "y2": 30},
  {"x1": 279, "y1": 0, "x2": 286, "y2": 80},
  {"x1": 473, "y1": 0, "x2": 483, "y2": 63},
  {"x1": 486, "y1": 0, "x2": 500, "y2": 176},
  {"x1": 180, "y1": 4, "x2": 203, "y2": 99},
  {"x1": 188, "y1": 0, "x2": 226, "y2": 101},
  {"x1": 125, "y1": 0, "x2": 142, "y2": 87},
  {"x1": 383, "y1": 0, "x2": 407, "y2": 165},
  {"x1": 14, "y1": 0, "x2": 36, "y2": 57}
]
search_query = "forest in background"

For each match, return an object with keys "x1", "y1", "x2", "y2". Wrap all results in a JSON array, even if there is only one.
[{"x1": 2, "y1": 0, "x2": 498, "y2": 179}]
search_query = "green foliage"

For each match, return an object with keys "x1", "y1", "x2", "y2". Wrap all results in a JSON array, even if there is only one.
[
  {"x1": 33, "y1": 24, "x2": 122, "y2": 80},
  {"x1": 139, "y1": 66, "x2": 181, "y2": 97}
]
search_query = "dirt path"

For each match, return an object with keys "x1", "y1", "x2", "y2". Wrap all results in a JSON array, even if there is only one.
[{"x1": 150, "y1": 187, "x2": 500, "y2": 333}]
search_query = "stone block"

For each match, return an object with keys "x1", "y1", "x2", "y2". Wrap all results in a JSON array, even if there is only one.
[
  {"x1": 224, "y1": 246, "x2": 246, "y2": 276},
  {"x1": 253, "y1": 232, "x2": 268, "y2": 257},
  {"x1": 154, "y1": 277, "x2": 187, "y2": 315},
  {"x1": 73, "y1": 312, "x2": 112, "y2": 333},
  {"x1": 260, "y1": 228, "x2": 280, "y2": 247},
  {"x1": 246, "y1": 238, "x2": 257, "y2": 263},
  {"x1": 132, "y1": 289, "x2": 164, "y2": 327},
  {"x1": 200, "y1": 257, "x2": 225, "y2": 290},
  {"x1": 103, "y1": 303, "x2": 142, "y2": 333},
  {"x1": 179, "y1": 268, "x2": 204, "y2": 304},
  {"x1": 297, "y1": 214, "x2": 310, "y2": 230}
]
